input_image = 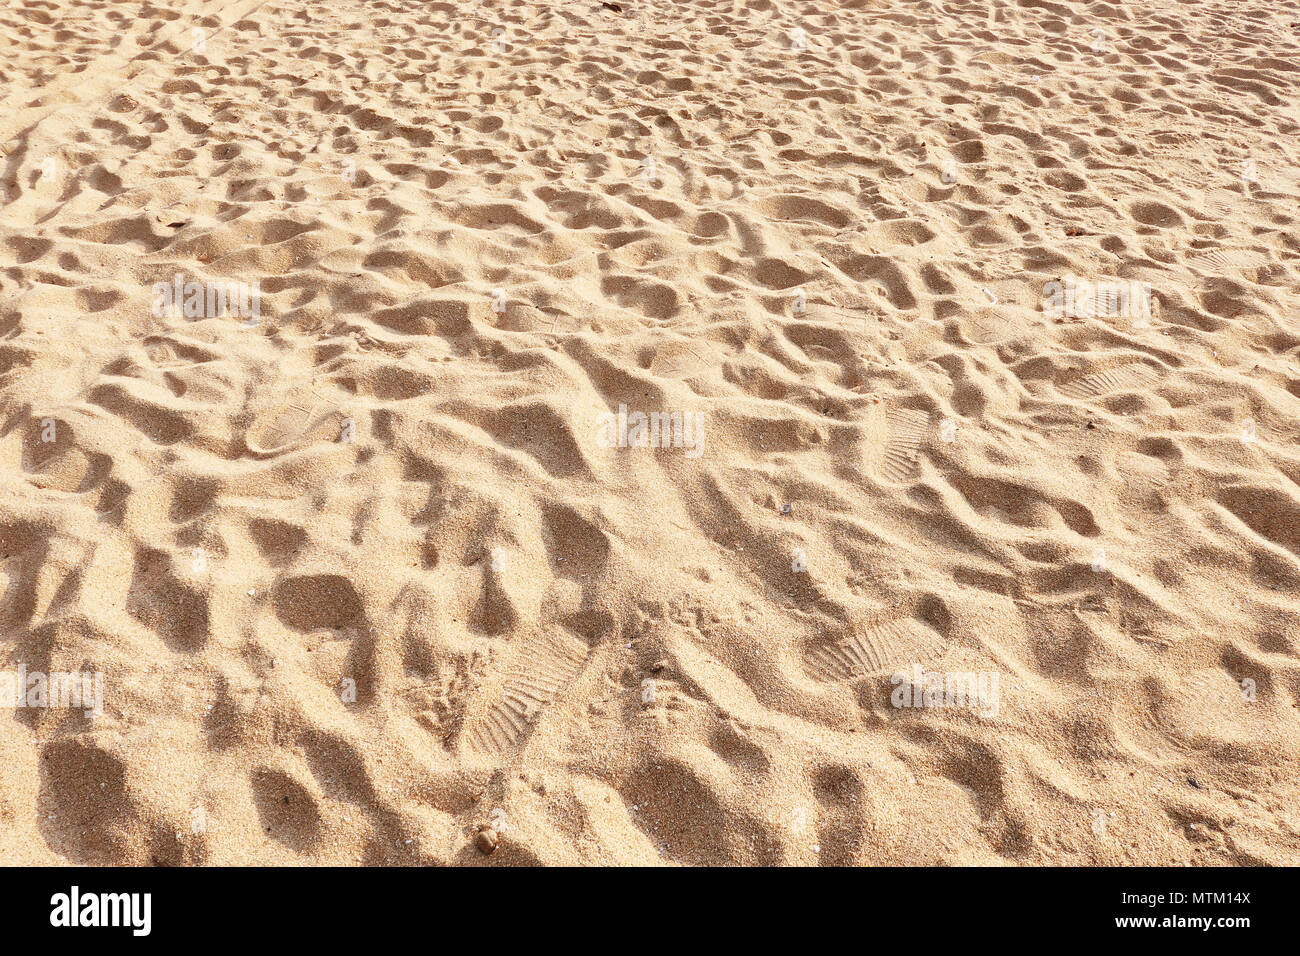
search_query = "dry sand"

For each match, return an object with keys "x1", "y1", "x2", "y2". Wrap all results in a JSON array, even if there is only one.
[{"x1": 1, "y1": 0, "x2": 1299, "y2": 865}]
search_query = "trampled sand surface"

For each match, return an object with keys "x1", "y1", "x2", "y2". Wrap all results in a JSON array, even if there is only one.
[{"x1": 2, "y1": 0, "x2": 1299, "y2": 865}]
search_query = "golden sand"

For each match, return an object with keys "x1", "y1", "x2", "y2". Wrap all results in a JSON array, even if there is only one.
[{"x1": 1, "y1": 0, "x2": 1299, "y2": 865}]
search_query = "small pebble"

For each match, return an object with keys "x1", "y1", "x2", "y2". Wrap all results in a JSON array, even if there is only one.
[
  {"x1": 781, "y1": 503, "x2": 792, "y2": 514},
  {"x1": 476, "y1": 828, "x2": 498, "y2": 854}
]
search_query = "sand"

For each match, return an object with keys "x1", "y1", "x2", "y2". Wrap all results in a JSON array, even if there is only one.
[{"x1": 1, "y1": 0, "x2": 1299, "y2": 866}]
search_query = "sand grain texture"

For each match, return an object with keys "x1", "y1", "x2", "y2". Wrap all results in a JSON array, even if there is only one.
[{"x1": 2, "y1": 0, "x2": 1300, "y2": 865}]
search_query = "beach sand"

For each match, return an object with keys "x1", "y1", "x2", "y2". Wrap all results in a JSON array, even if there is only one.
[{"x1": 1, "y1": 0, "x2": 1299, "y2": 865}]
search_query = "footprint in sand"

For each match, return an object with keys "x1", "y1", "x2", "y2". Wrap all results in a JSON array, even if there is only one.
[
  {"x1": 458, "y1": 628, "x2": 590, "y2": 757},
  {"x1": 1056, "y1": 363, "x2": 1160, "y2": 401},
  {"x1": 244, "y1": 390, "x2": 349, "y2": 457},
  {"x1": 805, "y1": 615, "x2": 944, "y2": 682},
  {"x1": 864, "y1": 405, "x2": 929, "y2": 483}
]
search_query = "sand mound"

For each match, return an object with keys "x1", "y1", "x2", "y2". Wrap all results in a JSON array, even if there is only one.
[{"x1": 2, "y1": 0, "x2": 1299, "y2": 865}]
